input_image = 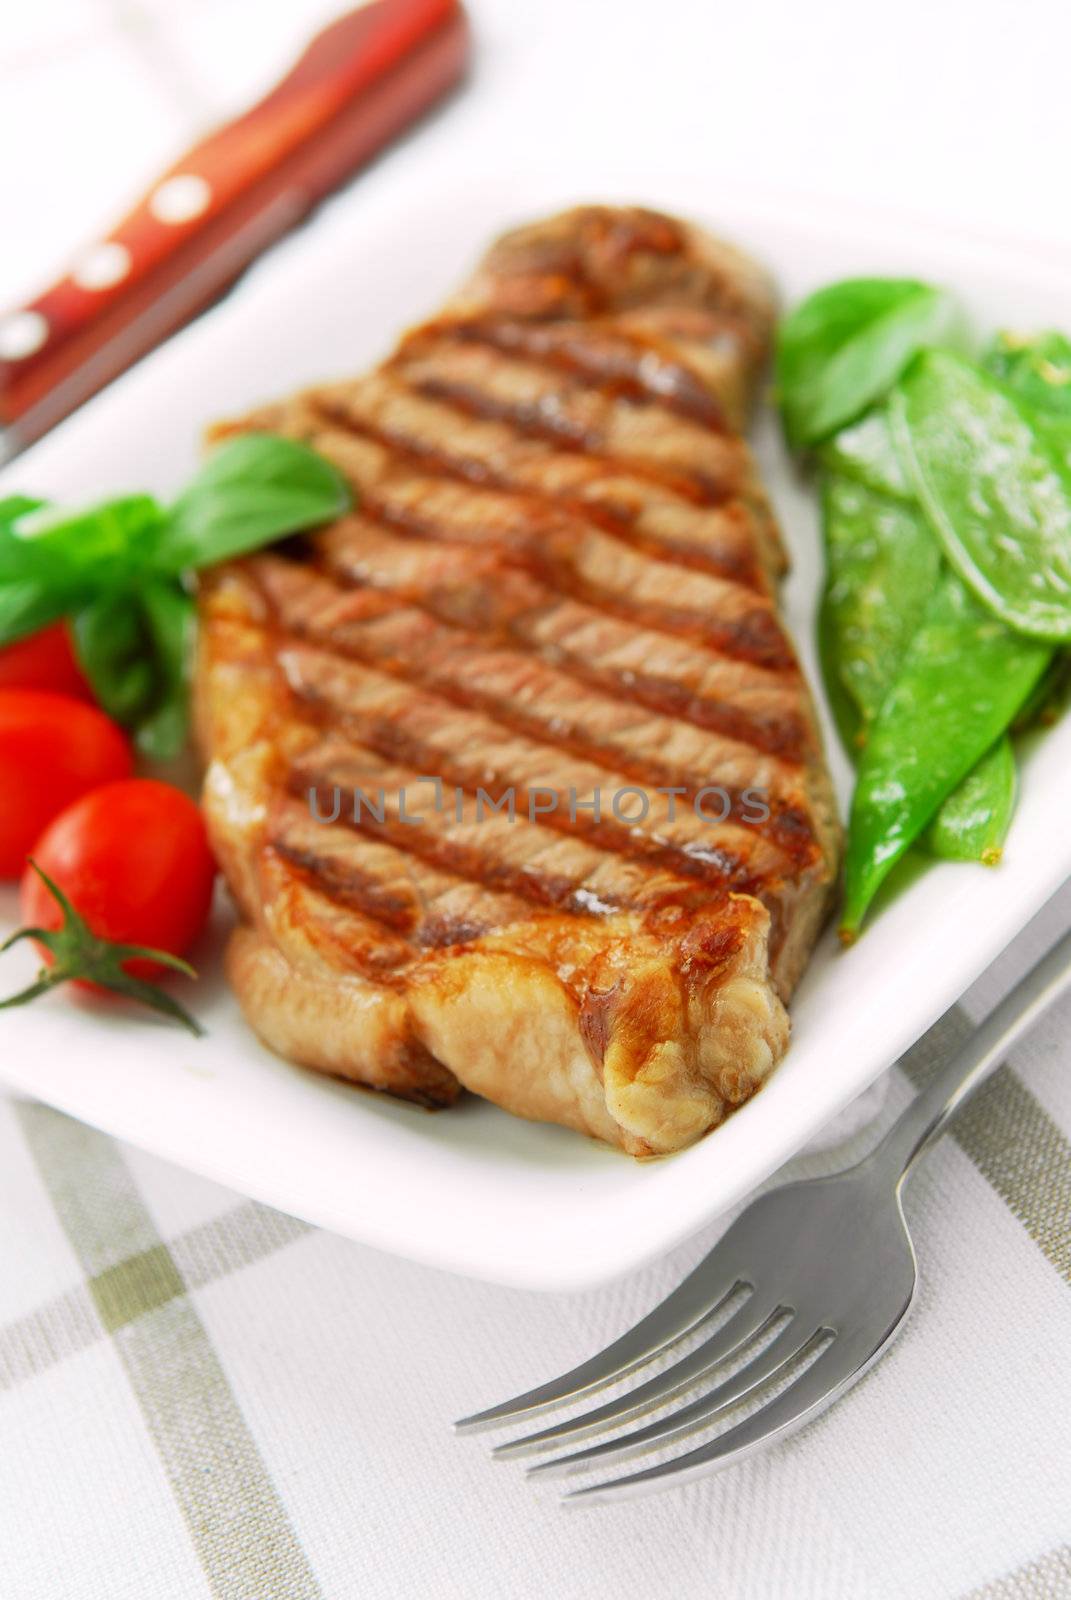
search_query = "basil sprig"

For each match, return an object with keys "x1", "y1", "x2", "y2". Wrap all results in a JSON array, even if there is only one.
[{"x1": 0, "y1": 434, "x2": 350, "y2": 758}]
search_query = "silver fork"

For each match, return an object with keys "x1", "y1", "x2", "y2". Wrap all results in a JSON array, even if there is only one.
[{"x1": 456, "y1": 921, "x2": 1071, "y2": 1504}]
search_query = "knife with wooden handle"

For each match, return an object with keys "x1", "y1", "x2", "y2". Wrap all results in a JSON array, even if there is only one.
[{"x1": 0, "y1": 0, "x2": 470, "y2": 466}]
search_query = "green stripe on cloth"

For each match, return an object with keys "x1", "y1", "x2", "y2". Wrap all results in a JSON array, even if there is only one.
[
  {"x1": 0, "y1": 1284, "x2": 102, "y2": 1390},
  {"x1": 16, "y1": 1102, "x2": 323, "y2": 1600},
  {"x1": 0, "y1": 1195, "x2": 310, "y2": 1391},
  {"x1": 960, "y1": 1543, "x2": 1071, "y2": 1598},
  {"x1": 899, "y1": 1006, "x2": 1071, "y2": 1284},
  {"x1": 173, "y1": 1200, "x2": 311, "y2": 1289},
  {"x1": 91, "y1": 1242, "x2": 186, "y2": 1333}
]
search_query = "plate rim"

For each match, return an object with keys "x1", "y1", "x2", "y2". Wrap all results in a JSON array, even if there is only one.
[{"x1": 2, "y1": 172, "x2": 1070, "y2": 1291}]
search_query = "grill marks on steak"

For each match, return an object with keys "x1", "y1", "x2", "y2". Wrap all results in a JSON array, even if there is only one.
[
  {"x1": 235, "y1": 382, "x2": 786, "y2": 590},
  {"x1": 198, "y1": 205, "x2": 839, "y2": 1155},
  {"x1": 426, "y1": 318, "x2": 733, "y2": 429},
  {"x1": 310, "y1": 374, "x2": 786, "y2": 592},
  {"x1": 288, "y1": 740, "x2": 724, "y2": 921},
  {"x1": 254, "y1": 556, "x2": 808, "y2": 818},
  {"x1": 274, "y1": 642, "x2": 798, "y2": 898},
  {"x1": 386, "y1": 335, "x2": 751, "y2": 493},
  {"x1": 316, "y1": 523, "x2": 807, "y2": 756},
  {"x1": 351, "y1": 477, "x2": 790, "y2": 669}
]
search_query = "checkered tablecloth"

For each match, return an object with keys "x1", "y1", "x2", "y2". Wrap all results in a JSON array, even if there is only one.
[
  {"x1": 3, "y1": 0, "x2": 1071, "y2": 1593},
  {"x1": 3, "y1": 875, "x2": 1070, "y2": 1599}
]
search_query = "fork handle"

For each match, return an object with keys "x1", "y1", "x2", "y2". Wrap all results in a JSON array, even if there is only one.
[{"x1": 872, "y1": 920, "x2": 1071, "y2": 1183}]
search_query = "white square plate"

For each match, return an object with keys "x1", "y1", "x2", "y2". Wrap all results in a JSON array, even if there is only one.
[{"x1": 2, "y1": 171, "x2": 1069, "y2": 1290}]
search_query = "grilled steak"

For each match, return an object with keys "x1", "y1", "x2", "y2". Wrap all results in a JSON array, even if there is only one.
[{"x1": 196, "y1": 205, "x2": 840, "y2": 1156}]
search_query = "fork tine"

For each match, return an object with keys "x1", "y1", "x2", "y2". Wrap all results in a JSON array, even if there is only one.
[
  {"x1": 562, "y1": 1333, "x2": 850, "y2": 1504},
  {"x1": 454, "y1": 1267, "x2": 747, "y2": 1433},
  {"x1": 531, "y1": 1317, "x2": 819, "y2": 1480},
  {"x1": 492, "y1": 1295, "x2": 780, "y2": 1461}
]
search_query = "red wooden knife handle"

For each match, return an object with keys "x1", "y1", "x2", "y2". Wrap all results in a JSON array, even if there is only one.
[{"x1": 0, "y1": 0, "x2": 469, "y2": 450}]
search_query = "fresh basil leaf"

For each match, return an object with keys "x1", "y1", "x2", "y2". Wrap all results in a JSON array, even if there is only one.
[
  {"x1": 0, "y1": 496, "x2": 46, "y2": 530},
  {"x1": 777, "y1": 278, "x2": 962, "y2": 449},
  {"x1": 134, "y1": 580, "x2": 195, "y2": 761},
  {"x1": 0, "y1": 494, "x2": 166, "y2": 649},
  {"x1": 0, "y1": 496, "x2": 166, "y2": 637},
  {"x1": 160, "y1": 434, "x2": 350, "y2": 571},
  {"x1": 893, "y1": 350, "x2": 1071, "y2": 643},
  {"x1": 0, "y1": 578, "x2": 72, "y2": 647},
  {"x1": 71, "y1": 580, "x2": 195, "y2": 759},
  {"x1": 12, "y1": 494, "x2": 166, "y2": 586},
  {"x1": 0, "y1": 499, "x2": 79, "y2": 644},
  {"x1": 0, "y1": 509, "x2": 50, "y2": 584},
  {"x1": 72, "y1": 592, "x2": 157, "y2": 725},
  {"x1": 0, "y1": 437, "x2": 347, "y2": 765}
]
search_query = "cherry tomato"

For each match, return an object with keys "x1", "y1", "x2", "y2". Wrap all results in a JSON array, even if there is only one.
[
  {"x1": 0, "y1": 623, "x2": 93, "y2": 699},
  {"x1": 0, "y1": 690, "x2": 132, "y2": 877},
  {"x1": 20, "y1": 779, "x2": 216, "y2": 981}
]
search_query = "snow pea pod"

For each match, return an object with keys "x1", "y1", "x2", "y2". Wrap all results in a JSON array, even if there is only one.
[
  {"x1": 985, "y1": 331, "x2": 1071, "y2": 417},
  {"x1": 984, "y1": 332, "x2": 1071, "y2": 484},
  {"x1": 840, "y1": 571, "x2": 1050, "y2": 939},
  {"x1": 817, "y1": 405, "x2": 914, "y2": 501},
  {"x1": 776, "y1": 278, "x2": 960, "y2": 448},
  {"x1": 817, "y1": 586, "x2": 862, "y2": 752},
  {"x1": 893, "y1": 351, "x2": 1071, "y2": 643},
  {"x1": 820, "y1": 474, "x2": 939, "y2": 741},
  {"x1": 824, "y1": 334, "x2": 1071, "y2": 499},
  {"x1": 1012, "y1": 653, "x2": 1071, "y2": 731},
  {"x1": 921, "y1": 736, "x2": 1015, "y2": 864},
  {"x1": 820, "y1": 473, "x2": 1018, "y2": 864}
]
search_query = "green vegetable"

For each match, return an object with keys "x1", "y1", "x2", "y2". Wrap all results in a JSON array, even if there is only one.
[
  {"x1": 0, "y1": 577, "x2": 67, "y2": 648},
  {"x1": 820, "y1": 475, "x2": 939, "y2": 741},
  {"x1": 921, "y1": 737, "x2": 1015, "y2": 864},
  {"x1": 0, "y1": 434, "x2": 350, "y2": 757},
  {"x1": 984, "y1": 332, "x2": 1071, "y2": 485},
  {"x1": 984, "y1": 331, "x2": 1071, "y2": 417},
  {"x1": 72, "y1": 580, "x2": 196, "y2": 759},
  {"x1": 780, "y1": 278, "x2": 1071, "y2": 930},
  {"x1": 817, "y1": 588, "x2": 863, "y2": 752},
  {"x1": 824, "y1": 333, "x2": 1071, "y2": 503},
  {"x1": 1012, "y1": 652, "x2": 1071, "y2": 732},
  {"x1": 163, "y1": 432, "x2": 350, "y2": 570},
  {"x1": 818, "y1": 341, "x2": 1071, "y2": 867},
  {"x1": 7, "y1": 495, "x2": 166, "y2": 583},
  {"x1": 133, "y1": 582, "x2": 197, "y2": 762},
  {"x1": 0, "y1": 860, "x2": 202, "y2": 1035},
  {"x1": 819, "y1": 472, "x2": 1015, "y2": 865},
  {"x1": 817, "y1": 405, "x2": 914, "y2": 500},
  {"x1": 776, "y1": 278, "x2": 961, "y2": 448},
  {"x1": 0, "y1": 495, "x2": 46, "y2": 530},
  {"x1": 893, "y1": 352, "x2": 1071, "y2": 643},
  {"x1": 840, "y1": 572, "x2": 1049, "y2": 939},
  {"x1": 72, "y1": 592, "x2": 159, "y2": 726},
  {"x1": 0, "y1": 496, "x2": 164, "y2": 656}
]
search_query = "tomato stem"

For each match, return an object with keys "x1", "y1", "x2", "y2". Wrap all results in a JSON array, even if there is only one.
[{"x1": 0, "y1": 860, "x2": 204, "y2": 1036}]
